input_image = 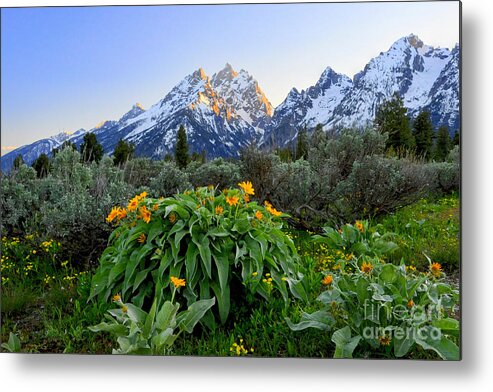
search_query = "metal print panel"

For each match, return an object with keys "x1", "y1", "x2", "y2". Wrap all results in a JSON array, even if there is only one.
[{"x1": 0, "y1": 1, "x2": 461, "y2": 359}]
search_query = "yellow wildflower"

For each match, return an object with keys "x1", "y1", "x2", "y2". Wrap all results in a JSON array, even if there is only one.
[
  {"x1": 127, "y1": 196, "x2": 139, "y2": 212},
  {"x1": 215, "y1": 206, "x2": 224, "y2": 215},
  {"x1": 430, "y1": 262, "x2": 442, "y2": 277},
  {"x1": 226, "y1": 195, "x2": 239, "y2": 206},
  {"x1": 407, "y1": 299, "x2": 415, "y2": 308},
  {"x1": 117, "y1": 207, "x2": 127, "y2": 220},
  {"x1": 243, "y1": 195, "x2": 250, "y2": 203},
  {"x1": 355, "y1": 220, "x2": 364, "y2": 232},
  {"x1": 121, "y1": 305, "x2": 128, "y2": 313},
  {"x1": 106, "y1": 206, "x2": 119, "y2": 223},
  {"x1": 322, "y1": 274, "x2": 333, "y2": 286},
  {"x1": 238, "y1": 181, "x2": 255, "y2": 195},
  {"x1": 360, "y1": 261, "x2": 373, "y2": 274},
  {"x1": 137, "y1": 233, "x2": 146, "y2": 244},
  {"x1": 379, "y1": 335, "x2": 392, "y2": 346},
  {"x1": 169, "y1": 212, "x2": 177, "y2": 224},
  {"x1": 139, "y1": 205, "x2": 151, "y2": 224},
  {"x1": 152, "y1": 204, "x2": 159, "y2": 211},
  {"x1": 112, "y1": 293, "x2": 121, "y2": 302},
  {"x1": 255, "y1": 210, "x2": 263, "y2": 220},
  {"x1": 170, "y1": 276, "x2": 186, "y2": 288}
]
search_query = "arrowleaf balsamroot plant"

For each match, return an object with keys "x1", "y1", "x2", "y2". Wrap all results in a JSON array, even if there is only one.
[{"x1": 89, "y1": 182, "x2": 305, "y2": 327}]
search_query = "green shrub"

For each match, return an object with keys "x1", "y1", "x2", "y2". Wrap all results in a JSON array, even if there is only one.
[
  {"x1": 149, "y1": 162, "x2": 191, "y2": 197},
  {"x1": 90, "y1": 183, "x2": 305, "y2": 326},
  {"x1": 187, "y1": 158, "x2": 240, "y2": 190},
  {"x1": 287, "y1": 257, "x2": 459, "y2": 359}
]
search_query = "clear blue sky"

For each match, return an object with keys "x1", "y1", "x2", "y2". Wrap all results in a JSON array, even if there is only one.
[{"x1": 1, "y1": 1, "x2": 460, "y2": 153}]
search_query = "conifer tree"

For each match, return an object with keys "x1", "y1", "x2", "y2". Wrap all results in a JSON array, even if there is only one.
[
  {"x1": 453, "y1": 130, "x2": 460, "y2": 146},
  {"x1": 175, "y1": 125, "x2": 190, "y2": 169},
  {"x1": 374, "y1": 93, "x2": 414, "y2": 151},
  {"x1": 295, "y1": 126, "x2": 309, "y2": 160},
  {"x1": 80, "y1": 132, "x2": 103, "y2": 163},
  {"x1": 412, "y1": 111, "x2": 434, "y2": 159},
  {"x1": 113, "y1": 139, "x2": 135, "y2": 166},
  {"x1": 434, "y1": 125, "x2": 452, "y2": 161},
  {"x1": 32, "y1": 153, "x2": 50, "y2": 178},
  {"x1": 13, "y1": 154, "x2": 24, "y2": 170}
]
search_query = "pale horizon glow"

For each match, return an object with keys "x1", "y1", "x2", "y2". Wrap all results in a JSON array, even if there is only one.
[{"x1": 1, "y1": 1, "x2": 460, "y2": 151}]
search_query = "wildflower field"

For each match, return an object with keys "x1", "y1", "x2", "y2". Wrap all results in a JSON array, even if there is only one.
[{"x1": 0, "y1": 178, "x2": 460, "y2": 359}]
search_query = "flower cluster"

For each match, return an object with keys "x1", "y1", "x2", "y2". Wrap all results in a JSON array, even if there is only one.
[{"x1": 229, "y1": 338, "x2": 254, "y2": 356}]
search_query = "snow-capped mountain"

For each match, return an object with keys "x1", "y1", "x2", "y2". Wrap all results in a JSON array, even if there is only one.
[
  {"x1": 261, "y1": 67, "x2": 352, "y2": 147},
  {"x1": 264, "y1": 34, "x2": 460, "y2": 147},
  {"x1": 1, "y1": 34, "x2": 460, "y2": 172}
]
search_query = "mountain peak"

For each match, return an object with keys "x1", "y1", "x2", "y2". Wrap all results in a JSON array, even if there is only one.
[
  {"x1": 212, "y1": 63, "x2": 239, "y2": 86},
  {"x1": 192, "y1": 67, "x2": 208, "y2": 81},
  {"x1": 406, "y1": 33, "x2": 424, "y2": 49},
  {"x1": 134, "y1": 102, "x2": 145, "y2": 111}
]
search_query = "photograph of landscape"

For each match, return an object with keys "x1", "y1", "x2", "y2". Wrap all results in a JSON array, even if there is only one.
[{"x1": 0, "y1": 1, "x2": 460, "y2": 359}]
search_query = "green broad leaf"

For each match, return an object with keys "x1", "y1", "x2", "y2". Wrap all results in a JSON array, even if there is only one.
[
  {"x1": 89, "y1": 321, "x2": 127, "y2": 336},
  {"x1": 89, "y1": 269, "x2": 109, "y2": 300},
  {"x1": 285, "y1": 310, "x2": 334, "y2": 331},
  {"x1": 185, "y1": 242, "x2": 200, "y2": 284},
  {"x1": 125, "y1": 303, "x2": 148, "y2": 324},
  {"x1": 165, "y1": 204, "x2": 190, "y2": 220},
  {"x1": 211, "y1": 281, "x2": 230, "y2": 325},
  {"x1": 331, "y1": 326, "x2": 361, "y2": 359},
  {"x1": 317, "y1": 289, "x2": 342, "y2": 305},
  {"x1": 147, "y1": 220, "x2": 164, "y2": 243},
  {"x1": 132, "y1": 263, "x2": 156, "y2": 293},
  {"x1": 393, "y1": 329, "x2": 415, "y2": 358},
  {"x1": 212, "y1": 252, "x2": 229, "y2": 294},
  {"x1": 174, "y1": 229, "x2": 188, "y2": 250},
  {"x1": 232, "y1": 218, "x2": 250, "y2": 234},
  {"x1": 198, "y1": 236, "x2": 212, "y2": 278},
  {"x1": 432, "y1": 318, "x2": 460, "y2": 338},
  {"x1": 356, "y1": 277, "x2": 370, "y2": 302},
  {"x1": 415, "y1": 326, "x2": 460, "y2": 360},
  {"x1": 1, "y1": 332, "x2": 21, "y2": 352},
  {"x1": 379, "y1": 264, "x2": 398, "y2": 283},
  {"x1": 285, "y1": 275, "x2": 309, "y2": 302},
  {"x1": 143, "y1": 299, "x2": 158, "y2": 339},
  {"x1": 151, "y1": 328, "x2": 177, "y2": 353},
  {"x1": 177, "y1": 298, "x2": 216, "y2": 334},
  {"x1": 235, "y1": 242, "x2": 247, "y2": 265},
  {"x1": 108, "y1": 261, "x2": 126, "y2": 286},
  {"x1": 208, "y1": 227, "x2": 230, "y2": 237},
  {"x1": 156, "y1": 301, "x2": 180, "y2": 330}
]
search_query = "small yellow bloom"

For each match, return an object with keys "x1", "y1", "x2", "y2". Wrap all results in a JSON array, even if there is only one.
[
  {"x1": 169, "y1": 212, "x2": 177, "y2": 224},
  {"x1": 252, "y1": 272, "x2": 258, "y2": 277},
  {"x1": 117, "y1": 207, "x2": 127, "y2": 220},
  {"x1": 407, "y1": 299, "x2": 415, "y2": 308},
  {"x1": 32, "y1": 250, "x2": 37, "y2": 254},
  {"x1": 264, "y1": 200, "x2": 282, "y2": 216},
  {"x1": 226, "y1": 196, "x2": 239, "y2": 206},
  {"x1": 215, "y1": 206, "x2": 224, "y2": 215},
  {"x1": 379, "y1": 335, "x2": 392, "y2": 346},
  {"x1": 238, "y1": 181, "x2": 255, "y2": 196},
  {"x1": 121, "y1": 305, "x2": 128, "y2": 313},
  {"x1": 355, "y1": 220, "x2": 364, "y2": 232},
  {"x1": 152, "y1": 204, "x2": 159, "y2": 211},
  {"x1": 112, "y1": 293, "x2": 121, "y2": 302},
  {"x1": 139, "y1": 205, "x2": 151, "y2": 224},
  {"x1": 106, "y1": 206, "x2": 120, "y2": 223},
  {"x1": 137, "y1": 233, "x2": 146, "y2": 244},
  {"x1": 430, "y1": 262, "x2": 442, "y2": 277},
  {"x1": 243, "y1": 195, "x2": 250, "y2": 203},
  {"x1": 170, "y1": 276, "x2": 186, "y2": 288},
  {"x1": 255, "y1": 210, "x2": 263, "y2": 220},
  {"x1": 360, "y1": 261, "x2": 373, "y2": 274},
  {"x1": 127, "y1": 197, "x2": 139, "y2": 212},
  {"x1": 207, "y1": 185, "x2": 215, "y2": 190},
  {"x1": 322, "y1": 274, "x2": 333, "y2": 286},
  {"x1": 138, "y1": 191, "x2": 147, "y2": 199}
]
